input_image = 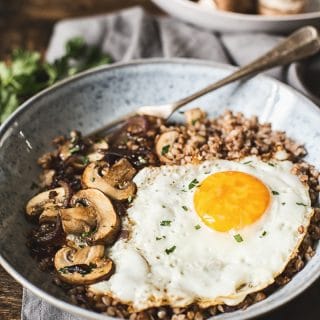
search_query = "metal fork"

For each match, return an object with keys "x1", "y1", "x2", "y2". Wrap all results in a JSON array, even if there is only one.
[{"x1": 91, "y1": 26, "x2": 320, "y2": 136}]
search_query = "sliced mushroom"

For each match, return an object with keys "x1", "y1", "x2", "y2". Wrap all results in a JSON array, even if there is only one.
[
  {"x1": 60, "y1": 206, "x2": 96, "y2": 234},
  {"x1": 184, "y1": 108, "x2": 206, "y2": 125},
  {"x1": 155, "y1": 131, "x2": 179, "y2": 163},
  {"x1": 39, "y1": 169, "x2": 55, "y2": 187},
  {"x1": 70, "y1": 189, "x2": 120, "y2": 244},
  {"x1": 54, "y1": 245, "x2": 114, "y2": 285},
  {"x1": 82, "y1": 159, "x2": 136, "y2": 201},
  {"x1": 59, "y1": 130, "x2": 82, "y2": 161},
  {"x1": 26, "y1": 187, "x2": 65, "y2": 217},
  {"x1": 87, "y1": 139, "x2": 109, "y2": 162},
  {"x1": 39, "y1": 208, "x2": 59, "y2": 224}
]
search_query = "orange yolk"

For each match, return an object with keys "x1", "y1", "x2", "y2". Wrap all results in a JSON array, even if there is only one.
[{"x1": 194, "y1": 171, "x2": 270, "y2": 232}]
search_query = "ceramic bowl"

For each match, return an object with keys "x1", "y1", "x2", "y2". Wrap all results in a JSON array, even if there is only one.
[
  {"x1": 152, "y1": 0, "x2": 320, "y2": 33},
  {"x1": 0, "y1": 59, "x2": 319, "y2": 320}
]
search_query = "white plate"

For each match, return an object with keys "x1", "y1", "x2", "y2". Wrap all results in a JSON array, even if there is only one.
[{"x1": 152, "y1": 0, "x2": 320, "y2": 33}]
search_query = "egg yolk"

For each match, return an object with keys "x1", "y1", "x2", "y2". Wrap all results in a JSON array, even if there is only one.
[{"x1": 194, "y1": 171, "x2": 270, "y2": 232}]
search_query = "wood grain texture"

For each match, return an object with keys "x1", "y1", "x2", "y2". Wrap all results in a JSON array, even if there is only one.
[
  {"x1": 0, "y1": 1, "x2": 319, "y2": 319},
  {"x1": 0, "y1": 0, "x2": 162, "y2": 58},
  {"x1": 0, "y1": 266, "x2": 22, "y2": 320}
]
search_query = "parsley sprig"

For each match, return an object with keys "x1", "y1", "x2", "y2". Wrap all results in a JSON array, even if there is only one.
[
  {"x1": 0, "y1": 37, "x2": 111, "y2": 123},
  {"x1": 188, "y1": 179, "x2": 199, "y2": 190}
]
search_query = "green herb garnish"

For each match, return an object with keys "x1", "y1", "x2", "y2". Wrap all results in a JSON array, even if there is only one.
[
  {"x1": 182, "y1": 206, "x2": 188, "y2": 211},
  {"x1": 194, "y1": 224, "x2": 201, "y2": 230},
  {"x1": 0, "y1": 37, "x2": 111, "y2": 124},
  {"x1": 156, "y1": 236, "x2": 166, "y2": 241},
  {"x1": 234, "y1": 234, "x2": 243, "y2": 243},
  {"x1": 160, "y1": 220, "x2": 172, "y2": 226},
  {"x1": 272, "y1": 190, "x2": 279, "y2": 195},
  {"x1": 260, "y1": 231, "x2": 267, "y2": 238},
  {"x1": 188, "y1": 179, "x2": 199, "y2": 190},
  {"x1": 296, "y1": 202, "x2": 307, "y2": 206},
  {"x1": 80, "y1": 227, "x2": 97, "y2": 239},
  {"x1": 268, "y1": 163, "x2": 275, "y2": 167},
  {"x1": 243, "y1": 161, "x2": 252, "y2": 165},
  {"x1": 69, "y1": 145, "x2": 80, "y2": 154},
  {"x1": 165, "y1": 246, "x2": 176, "y2": 255},
  {"x1": 161, "y1": 145, "x2": 170, "y2": 155},
  {"x1": 82, "y1": 156, "x2": 89, "y2": 165},
  {"x1": 281, "y1": 202, "x2": 286, "y2": 206}
]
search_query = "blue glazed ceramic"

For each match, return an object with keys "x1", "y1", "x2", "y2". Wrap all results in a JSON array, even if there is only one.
[{"x1": 0, "y1": 59, "x2": 319, "y2": 320}]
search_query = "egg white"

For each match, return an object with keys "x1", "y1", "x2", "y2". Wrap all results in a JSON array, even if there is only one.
[{"x1": 89, "y1": 157, "x2": 313, "y2": 311}]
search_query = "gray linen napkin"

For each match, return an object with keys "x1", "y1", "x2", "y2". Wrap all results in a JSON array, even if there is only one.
[{"x1": 23, "y1": 6, "x2": 285, "y2": 320}]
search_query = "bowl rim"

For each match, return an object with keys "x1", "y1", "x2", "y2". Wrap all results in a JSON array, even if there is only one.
[
  {"x1": 152, "y1": 0, "x2": 320, "y2": 22},
  {"x1": 0, "y1": 57, "x2": 319, "y2": 320}
]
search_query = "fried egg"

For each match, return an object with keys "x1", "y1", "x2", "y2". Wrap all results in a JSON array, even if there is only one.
[{"x1": 89, "y1": 157, "x2": 313, "y2": 311}]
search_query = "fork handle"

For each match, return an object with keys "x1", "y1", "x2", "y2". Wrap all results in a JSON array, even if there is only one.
[{"x1": 171, "y1": 26, "x2": 320, "y2": 113}]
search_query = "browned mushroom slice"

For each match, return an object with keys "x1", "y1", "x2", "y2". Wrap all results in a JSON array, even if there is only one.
[
  {"x1": 39, "y1": 208, "x2": 59, "y2": 224},
  {"x1": 82, "y1": 159, "x2": 137, "y2": 201},
  {"x1": 26, "y1": 187, "x2": 65, "y2": 217},
  {"x1": 184, "y1": 108, "x2": 207, "y2": 125},
  {"x1": 71, "y1": 189, "x2": 120, "y2": 244},
  {"x1": 87, "y1": 139, "x2": 109, "y2": 162},
  {"x1": 60, "y1": 207, "x2": 96, "y2": 234},
  {"x1": 54, "y1": 245, "x2": 114, "y2": 285},
  {"x1": 155, "y1": 131, "x2": 179, "y2": 163}
]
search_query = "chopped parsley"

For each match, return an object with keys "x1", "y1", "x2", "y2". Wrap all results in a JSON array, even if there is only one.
[
  {"x1": 80, "y1": 227, "x2": 97, "y2": 239},
  {"x1": 165, "y1": 245, "x2": 176, "y2": 255},
  {"x1": 194, "y1": 224, "x2": 201, "y2": 230},
  {"x1": 90, "y1": 177, "x2": 96, "y2": 182},
  {"x1": 260, "y1": 231, "x2": 267, "y2": 238},
  {"x1": 161, "y1": 145, "x2": 170, "y2": 155},
  {"x1": 82, "y1": 155, "x2": 89, "y2": 165},
  {"x1": 243, "y1": 161, "x2": 252, "y2": 165},
  {"x1": 281, "y1": 202, "x2": 286, "y2": 206},
  {"x1": 69, "y1": 145, "x2": 80, "y2": 154},
  {"x1": 191, "y1": 119, "x2": 198, "y2": 125},
  {"x1": 296, "y1": 202, "x2": 307, "y2": 207},
  {"x1": 162, "y1": 205, "x2": 166, "y2": 208},
  {"x1": 156, "y1": 236, "x2": 166, "y2": 241},
  {"x1": 234, "y1": 234, "x2": 243, "y2": 243},
  {"x1": 272, "y1": 190, "x2": 279, "y2": 195},
  {"x1": 160, "y1": 220, "x2": 172, "y2": 226},
  {"x1": 268, "y1": 163, "x2": 275, "y2": 167},
  {"x1": 188, "y1": 179, "x2": 199, "y2": 190},
  {"x1": 182, "y1": 205, "x2": 188, "y2": 211}
]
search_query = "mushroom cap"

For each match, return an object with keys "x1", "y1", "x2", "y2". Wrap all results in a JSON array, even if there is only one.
[
  {"x1": 54, "y1": 245, "x2": 114, "y2": 285},
  {"x1": 71, "y1": 189, "x2": 120, "y2": 244},
  {"x1": 60, "y1": 207, "x2": 96, "y2": 235},
  {"x1": 155, "y1": 131, "x2": 179, "y2": 163},
  {"x1": 39, "y1": 208, "x2": 59, "y2": 224},
  {"x1": 26, "y1": 187, "x2": 65, "y2": 216},
  {"x1": 82, "y1": 159, "x2": 137, "y2": 201}
]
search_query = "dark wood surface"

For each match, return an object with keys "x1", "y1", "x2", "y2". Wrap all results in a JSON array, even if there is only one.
[{"x1": 0, "y1": 1, "x2": 319, "y2": 319}]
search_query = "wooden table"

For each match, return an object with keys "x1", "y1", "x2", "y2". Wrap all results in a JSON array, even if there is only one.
[{"x1": 0, "y1": 1, "x2": 319, "y2": 319}]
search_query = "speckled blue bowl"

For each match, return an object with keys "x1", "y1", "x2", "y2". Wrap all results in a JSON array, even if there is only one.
[{"x1": 0, "y1": 59, "x2": 319, "y2": 320}]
